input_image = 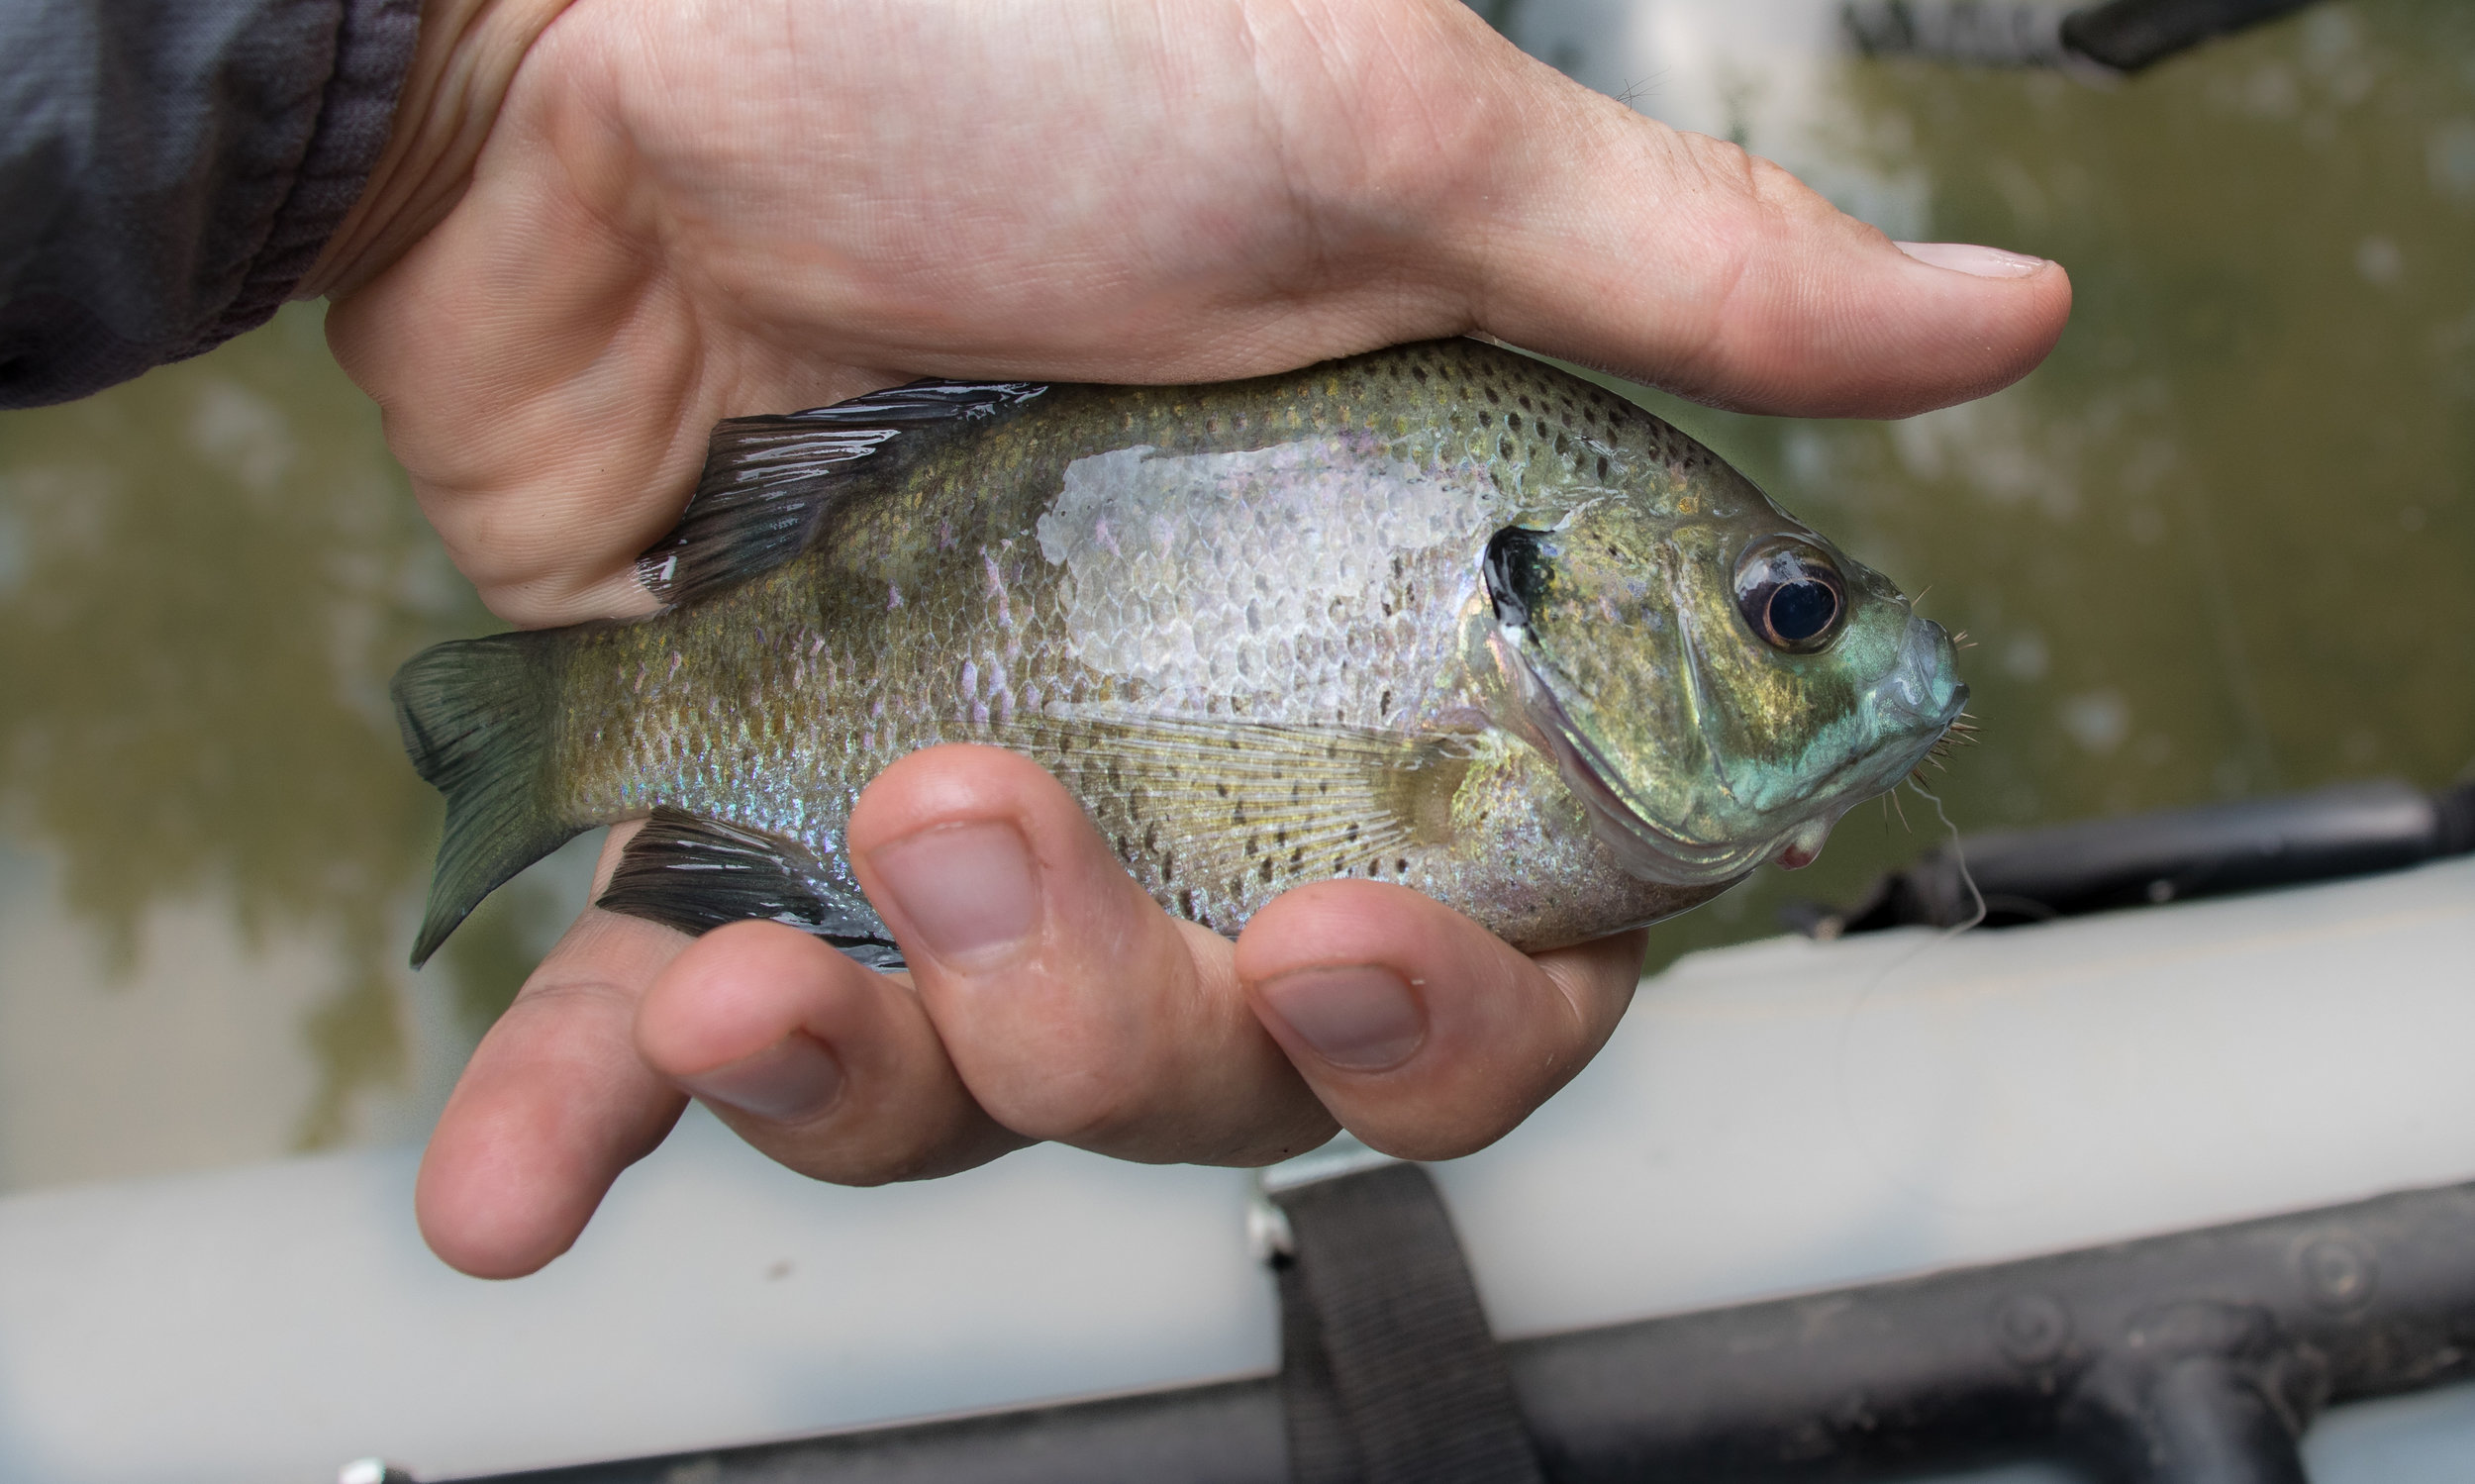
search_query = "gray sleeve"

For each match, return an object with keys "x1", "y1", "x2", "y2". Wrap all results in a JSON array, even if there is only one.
[{"x1": 0, "y1": 0, "x2": 421, "y2": 408}]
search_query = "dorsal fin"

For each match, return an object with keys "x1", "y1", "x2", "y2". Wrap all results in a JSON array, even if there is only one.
[{"x1": 638, "y1": 379, "x2": 1047, "y2": 606}]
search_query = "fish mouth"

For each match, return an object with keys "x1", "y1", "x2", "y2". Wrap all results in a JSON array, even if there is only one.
[
  {"x1": 1751, "y1": 655, "x2": 1967, "y2": 868},
  {"x1": 1868, "y1": 613, "x2": 1970, "y2": 737},
  {"x1": 1491, "y1": 615, "x2": 1967, "y2": 887},
  {"x1": 1794, "y1": 612, "x2": 1970, "y2": 801}
]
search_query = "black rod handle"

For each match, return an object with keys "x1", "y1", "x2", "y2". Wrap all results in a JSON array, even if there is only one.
[{"x1": 2062, "y1": 0, "x2": 2322, "y2": 71}]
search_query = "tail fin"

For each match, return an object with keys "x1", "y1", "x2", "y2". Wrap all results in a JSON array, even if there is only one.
[{"x1": 392, "y1": 632, "x2": 582, "y2": 967}]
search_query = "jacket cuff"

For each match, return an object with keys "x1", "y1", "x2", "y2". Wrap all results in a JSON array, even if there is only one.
[{"x1": 178, "y1": 0, "x2": 422, "y2": 360}]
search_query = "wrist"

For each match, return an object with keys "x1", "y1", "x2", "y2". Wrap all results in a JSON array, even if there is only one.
[{"x1": 298, "y1": 0, "x2": 578, "y2": 300}]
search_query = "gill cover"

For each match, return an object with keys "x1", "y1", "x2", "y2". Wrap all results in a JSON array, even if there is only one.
[{"x1": 1485, "y1": 512, "x2": 1758, "y2": 885}]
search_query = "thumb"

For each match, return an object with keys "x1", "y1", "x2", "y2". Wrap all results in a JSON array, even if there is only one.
[{"x1": 1429, "y1": 56, "x2": 2068, "y2": 418}]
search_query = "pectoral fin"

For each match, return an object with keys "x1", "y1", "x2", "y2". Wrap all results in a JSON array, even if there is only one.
[{"x1": 598, "y1": 808, "x2": 903, "y2": 969}]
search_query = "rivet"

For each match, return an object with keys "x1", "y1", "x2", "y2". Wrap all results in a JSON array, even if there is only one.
[
  {"x1": 1994, "y1": 1293, "x2": 2070, "y2": 1365},
  {"x1": 2302, "y1": 1236, "x2": 2377, "y2": 1311}
]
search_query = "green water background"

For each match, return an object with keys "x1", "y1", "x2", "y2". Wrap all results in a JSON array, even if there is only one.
[{"x1": 0, "y1": 0, "x2": 2466, "y2": 1193}]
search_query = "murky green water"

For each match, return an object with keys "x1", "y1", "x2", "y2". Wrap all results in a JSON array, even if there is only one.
[
  {"x1": 0, "y1": 306, "x2": 588, "y2": 1192},
  {"x1": 0, "y1": 0, "x2": 2466, "y2": 1193}
]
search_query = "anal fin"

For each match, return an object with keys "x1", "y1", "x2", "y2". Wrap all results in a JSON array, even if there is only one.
[{"x1": 598, "y1": 808, "x2": 903, "y2": 969}]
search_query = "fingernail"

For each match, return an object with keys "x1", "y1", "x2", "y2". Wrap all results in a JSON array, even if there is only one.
[
  {"x1": 865, "y1": 820, "x2": 1040, "y2": 965},
  {"x1": 1256, "y1": 966, "x2": 1426, "y2": 1071},
  {"x1": 679, "y1": 1034, "x2": 845, "y2": 1124},
  {"x1": 1894, "y1": 241, "x2": 2046, "y2": 279}
]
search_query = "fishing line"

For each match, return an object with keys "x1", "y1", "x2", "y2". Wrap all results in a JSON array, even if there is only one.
[
  {"x1": 1907, "y1": 777, "x2": 1987, "y2": 937},
  {"x1": 1829, "y1": 774, "x2": 1988, "y2": 1199},
  {"x1": 1835, "y1": 775, "x2": 1986, "y2": 1007}
]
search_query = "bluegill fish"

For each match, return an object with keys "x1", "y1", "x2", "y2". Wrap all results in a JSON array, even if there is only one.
[{"x1": 393, "y1": 340, "x2": 1965, "y2": 968}]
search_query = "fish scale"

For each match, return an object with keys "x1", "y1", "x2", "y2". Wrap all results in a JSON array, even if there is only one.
[{"x1": 390, "y1": 340, "x2": 1963, "y2": 968}]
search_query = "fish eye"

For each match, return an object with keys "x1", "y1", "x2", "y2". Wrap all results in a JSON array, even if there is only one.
[
  {"x1": 1733, "y1": 537, "x2": 1846, "y2": 653},
  {"x1": 1483, "y1": 526, "x2": 1554, "y2": 631}
]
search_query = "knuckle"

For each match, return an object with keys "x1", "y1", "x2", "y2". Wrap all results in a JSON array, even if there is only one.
[
  {"x1": 783, "y1": 1107, "x2": 1028, "y2": 1187},
  {"x1": 982, "y1": 1070, "x2": 1141, "y2": 1147},
  {"x1": 505, "y1": 967, "x2": 637, "y2": 1023}
]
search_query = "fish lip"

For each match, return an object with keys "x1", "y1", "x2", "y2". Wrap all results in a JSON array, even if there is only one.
[
  {"x1": 1858, "y1": 614, "x2": 1971, "y2": 790},
  {"x1": 1871, "y1": 613, "x2": 1969, "y2": 732}
]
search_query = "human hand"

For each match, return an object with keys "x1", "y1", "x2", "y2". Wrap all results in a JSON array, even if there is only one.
[{"x1": 314, "y1": 0, "x2": 2069, "y2": 1277}]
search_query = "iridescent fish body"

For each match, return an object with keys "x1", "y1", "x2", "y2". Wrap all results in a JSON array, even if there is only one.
[{"x1": 392, "y1": 340, "x2": 1965, "y2": 968}]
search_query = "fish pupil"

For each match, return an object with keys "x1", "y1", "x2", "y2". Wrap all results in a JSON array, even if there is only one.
[
  {"x1": 1483, "y1": 526, "x2": 1554, "y2": 630},
  {"x1": 1769, "y1": 580, "x2": 1837, "y2": 643},
  {"x1": 1733, "y1": 536, "x2": 1848, "y2": 652}
]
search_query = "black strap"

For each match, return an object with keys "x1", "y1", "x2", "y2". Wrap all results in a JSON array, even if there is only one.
[{"x1": 1269, "y1": 1162, "x2": 1546, "y2": 1484}]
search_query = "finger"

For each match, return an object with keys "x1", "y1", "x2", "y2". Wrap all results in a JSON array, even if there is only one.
[
  {"x1": 846, "y1": 744, "x2": 1339, "y2": 1166},
  {"x1": 321, "y1": 135, "x2": 873, "y2": 629},
  {"x1": 634, "y1": 920, "x2": 1031, "y2": 1184},
  {"x1": 1235, "y1": 880, "x2": 1647, "y2": 1161},
  {"x1": 1407, "y1": 27, "x2": 2073, "y2": 417},
  {"x1": 415, "y1": 823, "x2": 690, "y2": 1278}
]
